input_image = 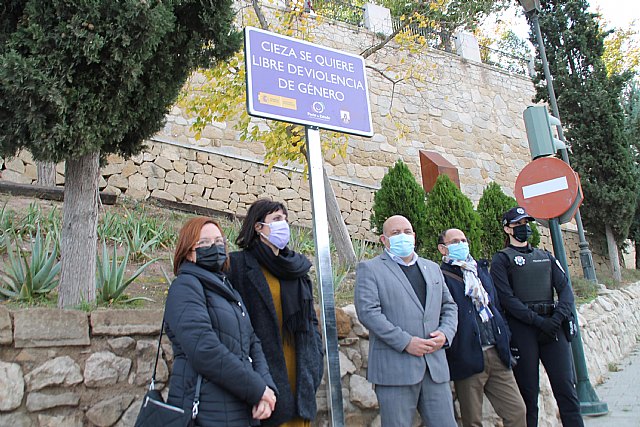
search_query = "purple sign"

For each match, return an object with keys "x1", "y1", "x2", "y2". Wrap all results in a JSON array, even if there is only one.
[{"x1": 244, "y1": 27, "x2": 373, "y2": 137}]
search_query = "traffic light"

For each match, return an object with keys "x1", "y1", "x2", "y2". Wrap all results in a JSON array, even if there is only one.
[{"x1": 522, "y1": 106, "x2": 566, "y2": 159}]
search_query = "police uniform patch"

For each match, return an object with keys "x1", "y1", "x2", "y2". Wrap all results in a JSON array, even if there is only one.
[
  {"x1": 516, "y1": 207, "x2": 525, "y2": 215},
  {"x1": 514, "y1": 255, "x2": 526, "y2": 266}
]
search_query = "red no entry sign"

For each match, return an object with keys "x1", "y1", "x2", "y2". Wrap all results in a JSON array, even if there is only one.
[{"x1": 515, "y1": 157, "x2": 583, "y2": 220}]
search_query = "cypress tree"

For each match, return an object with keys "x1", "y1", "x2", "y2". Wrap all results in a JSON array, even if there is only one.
[
  {"x1": 477, "y1": 182, "x2": 540, "y2": 260},
  {"x1": 531, "y1": 0, "x2": 639, "y2": 249},
  {"x1": 422, "y1": 175, "x2": 482, "y2": 262},
  {"x1": 370, "y1": 160, "x2": 428, "y2": 250}
]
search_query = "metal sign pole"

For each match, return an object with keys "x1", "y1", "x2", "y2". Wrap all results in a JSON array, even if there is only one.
[
  {"x1": 305, "y1": 125, "x2": 345, "y2": 426},
  {"x1": 548, "y1": 218, "x2": 608, "y2": 416}
]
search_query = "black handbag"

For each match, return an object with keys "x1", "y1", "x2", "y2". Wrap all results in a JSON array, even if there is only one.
[{"x1": 134, "y1": 319, "x2": 202, "y2": 427}]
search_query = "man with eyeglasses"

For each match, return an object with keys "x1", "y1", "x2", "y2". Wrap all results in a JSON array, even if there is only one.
[
  {"x1": 355, "y1": 215, "x2": 458, "y2": 427},
  {"x1": 438, "y1": 228, "x2": 525, "y2": 427}
]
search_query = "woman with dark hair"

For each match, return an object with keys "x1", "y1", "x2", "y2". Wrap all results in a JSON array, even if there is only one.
[
  {"x1": 164, "y1": 216, "x2": 277, "y2": 426},
  {"x1": 491, "y1": 207, "x2": 583, "y2": 427},
  {"x1": 227, "y1": 199, "x2": 324, "y2": 427}
]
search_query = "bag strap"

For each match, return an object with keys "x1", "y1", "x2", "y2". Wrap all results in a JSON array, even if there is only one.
[
  {"x1": 149, "y1": 320, "x2": 165, "y2": 390},
  {"x1": 192, "y1": 375, "x2": 202, "y2": 419},
  {"x1": 442, "y1": 269, "x2": 463, "y2": 282}
]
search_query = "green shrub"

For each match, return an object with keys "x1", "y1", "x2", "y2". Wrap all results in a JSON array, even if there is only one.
[
  {"x1": 370, "y1": 160, "x2": 428, "y2": 249},
  {"x1": 96, "y1": 241, "x2": 157, "y2": 304},
  {"x1": 0, "y1": 229, "x2": 60, "y2": 301},
  {"x1": 476, "y1": 182, "x2": 540, "y2": 260},
  {"x1": 422, "y1": 175, "x2": 482, "y2": 262},
  {"x1": 571, "y1": 276, "x2": 599, "y2": 304}
]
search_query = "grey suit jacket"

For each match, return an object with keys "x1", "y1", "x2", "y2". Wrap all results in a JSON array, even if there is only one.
[{"x1": 355, "y1": 251, "x2": 458, "y2": 386}]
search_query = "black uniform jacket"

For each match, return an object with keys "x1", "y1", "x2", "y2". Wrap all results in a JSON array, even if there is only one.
[{"x1": 490, "y1": 244, "x2": 574, "y2": 327}]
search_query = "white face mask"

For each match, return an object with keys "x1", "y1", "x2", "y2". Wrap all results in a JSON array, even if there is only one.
[{"x1": 260, "y1": 220, "x2": 290, "y2": 250}]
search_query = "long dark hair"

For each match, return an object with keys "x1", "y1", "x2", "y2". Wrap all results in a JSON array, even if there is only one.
[{"x1": 236, "y1": 198, "x2": 288, "y2": 249}]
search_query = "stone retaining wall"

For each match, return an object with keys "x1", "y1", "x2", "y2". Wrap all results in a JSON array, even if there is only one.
[
  {"x1": 1, "y1": 282, "x2": 639, "y2": 426},
  {"x1": 0, "y1": 140, "x2": 620, "y2": 278},
  {"x1": 0, "y1": 12, "x2": 628, "y2": 276}
]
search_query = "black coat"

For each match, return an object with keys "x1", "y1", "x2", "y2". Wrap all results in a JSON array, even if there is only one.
[
  {"x1": 164, "y1": 262, "x2": 277, "y2": 427},
  {"x1": 441, "y1": 260, "x2": 513, "y2": 382},
  {"x1": 228, "y1": 250, "x2": 324, "y2": 426}
]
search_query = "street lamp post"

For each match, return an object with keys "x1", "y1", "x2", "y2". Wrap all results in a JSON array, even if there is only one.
[
  {"x1": 518, "y1": 0, "x2": 608, "y2": 417},
  {"x1": 519, "y1": 0, "x2": 598, "y2": 284}
]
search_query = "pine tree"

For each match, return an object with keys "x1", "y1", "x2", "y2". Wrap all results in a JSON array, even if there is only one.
[
  {"x1": 0, "y1": 1, "x2": 240, "y2": 306},
  {"x1": 476, "y1": 182, "x2": 540, "y2": 260},
  {"x1": 422, "y1": 175, "x2": 482, "y2": 262},
  {"x1": 370, "y1": 160, "x2": 428, "y2": 249},
  {"x1": 531, "y1": 0, "x2": 639, "y2": 278}
]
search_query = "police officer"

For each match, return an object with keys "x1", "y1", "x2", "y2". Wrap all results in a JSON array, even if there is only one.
[{"x1": 490, "y1": 207, "x2": 583, "y2": 427}]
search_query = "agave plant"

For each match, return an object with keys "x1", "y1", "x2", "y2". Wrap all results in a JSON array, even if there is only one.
[
  {"x1": 352, "y1": 238, "x2": 378, "y2": 262},
  {"x1": 96, "y1": 241, "x2": 157, "y2": 304},
  {"x1": 123, "y1": 221, "x2": 162, "y2": 262},
  {"x1": 97, "y1": 210, "x2": 124, "y2": 243},
  {"x1": 0, "y1": 229, "x2": 61, "y2": 301},
  {"x1": 289, "y1": 226, "x2": 315, "y2": 255},
  {"x1": 0, "y1": 202, "x2": 14, "y2": 253},
  {"x1": 221, "y1": 219, "x2": 242, "y2": 251}
]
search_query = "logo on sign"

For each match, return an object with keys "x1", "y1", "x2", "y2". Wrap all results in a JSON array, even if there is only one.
[
  {"x1": 312, "y1": 101, "x2": 324, "y2": 113},
  {"x1": 340, "y1": 110, "x2": 351, "y2": 124}
]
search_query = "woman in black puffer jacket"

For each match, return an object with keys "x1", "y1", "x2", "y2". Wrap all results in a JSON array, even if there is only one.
[{"x1": 164, "y1": 217, "x2": 278, "y2": 427}]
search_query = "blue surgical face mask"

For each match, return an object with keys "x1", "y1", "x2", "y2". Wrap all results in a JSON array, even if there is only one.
[
  {"x1": 446, "y1": 241, "x2": 470, "y2": 261},
  {"x1": 387, "y1": 233, "x2": 415, "y2": 258}
]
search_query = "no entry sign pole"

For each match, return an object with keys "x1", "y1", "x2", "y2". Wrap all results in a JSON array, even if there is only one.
[
  {"x1": 516, "y1": 157, "x2": 607, "y2": 416},
  {"x1": 548, "y1": 218, "x2": 608, "y2": 416}
]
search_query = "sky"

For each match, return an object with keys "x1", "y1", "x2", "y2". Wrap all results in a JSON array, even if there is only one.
[
  {"x1": 484, "y1": 0, "x2": 639, "y2": 47},
  {"x1": 588, "y1": 0, "x2": 639, "y2": 32}
]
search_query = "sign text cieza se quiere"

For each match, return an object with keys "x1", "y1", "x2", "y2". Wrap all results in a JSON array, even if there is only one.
[{"x1": 244, "y1": 26, "x2": 373, "y2": 137}]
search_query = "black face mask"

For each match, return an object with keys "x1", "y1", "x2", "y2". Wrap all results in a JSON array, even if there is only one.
[
  {"x1": 512, "y1": 223, "x2": 533, "y2": 243},
  {"x1": 195, "y1": 244, "x2": 227, "y2": 272}
]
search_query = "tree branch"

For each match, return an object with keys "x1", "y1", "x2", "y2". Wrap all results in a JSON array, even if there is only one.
[
  {"x1": 360, "y1": 19, "x2": 411, "y2": 59},
  {"x1": 366, "y1": 65, "x2": 404, "y2": 108},
  {"x1": 252, "y1": 0, "x2": 270, "y2": 31}
]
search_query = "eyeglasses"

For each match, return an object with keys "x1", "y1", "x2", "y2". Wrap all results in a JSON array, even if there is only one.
[
  {"x1": 196, "y1": 237, "x2": 225, "y2": 247},
  {"x1": 443, "y1": 238, "x2": 467, "y2": 245}
]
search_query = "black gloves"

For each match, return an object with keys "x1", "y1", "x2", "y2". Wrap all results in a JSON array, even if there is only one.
[
  {"x1": 539, "y1": 316, "x2": 562, "y2": 336},
  {"x1": 537, "y1": 314, "x2": 563, "y2": 344}
]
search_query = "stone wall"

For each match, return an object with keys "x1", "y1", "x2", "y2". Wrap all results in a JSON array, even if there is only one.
[
  {"x1": 0, "y1": 10, "x2": 630, "y2": 274},
  {"x1": 1, "y1": 282, "x2": 639, "y2": 426},
  {"x1": 0, "y1": 140, "x2": 619, "y2": 279},
  {"x1": 0, "y1": 12, "x2": 536, "y2": 227},
  {"x1": 0, "y1": 308, "x2": 166, "y2": 427},
  {"x1": 326, "y1": 282, "x2": 640, "y2": 427}
]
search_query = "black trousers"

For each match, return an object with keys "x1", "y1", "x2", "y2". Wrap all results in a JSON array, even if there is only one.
[{"x1": 508, "y1": 317, "x2": 584, "y2": 427}]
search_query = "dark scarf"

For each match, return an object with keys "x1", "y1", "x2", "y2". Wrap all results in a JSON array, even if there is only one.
[{"x1": 248, "y1": 240, "x2": 314, "y2": 340}]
